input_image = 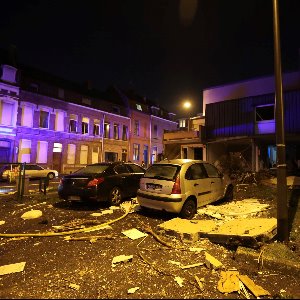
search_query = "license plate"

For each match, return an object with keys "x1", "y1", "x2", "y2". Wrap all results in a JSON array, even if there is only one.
[
  {"x1": 68, "y1": 195, "x2": 81, "y2": 201},
  {"x1": 147, "y1": 183, "x2": 161, "y2": 190}
]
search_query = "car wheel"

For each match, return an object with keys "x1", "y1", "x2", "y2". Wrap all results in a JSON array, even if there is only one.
[
  {"x1": 224, "y1": 185, "x2": 234, "y2": 201},
  {"x1": 180, "y1": 199, "x2": 197, "y2": 219},
  {"x1": 47, "y1": 172, "x2": 55, "y2": 180},
  {"x1": 109, "y1": 187, "x2": 122, "y2": 205}
]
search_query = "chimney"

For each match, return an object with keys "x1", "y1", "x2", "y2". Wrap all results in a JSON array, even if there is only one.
[{"x1": 0, "y1": 65, "x2": 18, "y2": 84}]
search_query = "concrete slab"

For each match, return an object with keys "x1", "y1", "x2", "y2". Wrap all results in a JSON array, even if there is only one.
[
  {"x1": 157, "y1": 217, "x2": 277, "y2": 245},
  {"x1": 157, "y1": 218, "x2": 217, "y2": 242}
]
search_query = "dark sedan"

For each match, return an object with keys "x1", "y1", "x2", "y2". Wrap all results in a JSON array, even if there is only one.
[{"x1": 58, "y1": 162, "x2": 145, "y2": 205}]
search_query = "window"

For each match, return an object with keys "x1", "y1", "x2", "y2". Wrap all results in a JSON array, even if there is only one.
[
  {"x1": 0, "y1": 101, "x2": 15, "y2": 126},
  {"x1": 185, "y1": 164, "x2": 206, "y2": 180},
  {"x1": 80, "y1": 145, "x2": 88, "y2": 165},
  {"x1": 39, "y1": 110, "x2": 49, "y2": 128},
  {"x1": 82, "y1": 117, "x2": 89, "y2": 134},
  {"x1": 153, "y1": 124, "x2": 158, "y2": 137},
  {"x1": 203, "y1": 163, "x2": 219, "y2": 178},
  {"x1": 92, "y1": 146, "x2": 99, "y2": 164},
  {"x1": 67, "y1": 144, "x2": 76, "y2": 164},
  {"x1": 104, "y1": 122, "x2": 110, "y2": 138},
  {"x1": 255, "y1": 105, "x2": 274, "y2": 121},
  {"x1": 93, "y1": 119, "x2": 100, "y2": 136},
  {"x1": 179, "y1": 119, "x2": 187, "y2": 128},
  {"x1": 53, "y1": 143, "x2": 62, "y2": 153},
  {"x1": 133, "y1": 143, "x2": 140, "y2": 161},
  {"x1": 127, "y1": 164, "x2": 145, "y2": 173},
  {"x1": 55, "y1": 110, "x2": 65, "y2": 131},
  {"x1": 134, "y1": 120, "x2": 139, "y2": 136},
  {"x1": 152, "y1": 146, "x2": 157, "y2": 164},
  {"x1": 36, "y1": 141, "x2": 48, "y2": 163},
  {"x1": 69, "y1": 114, "x2": 77, "y2": 133},
  {"x1": 114, "y1": 164, "x2": 129, "y2": 174},
  {"x1": 21, "y1": 105, "x2": 34, "y2": 127},
  {"x1": 122, "y1": 125, "x2": 128, "y2": 141},
  {"x1": 113, "y1": 123, "x2": 119, "y2": 139},
  {"x1": 18, "y1": 139, "x2": 31, "y2": 163}
]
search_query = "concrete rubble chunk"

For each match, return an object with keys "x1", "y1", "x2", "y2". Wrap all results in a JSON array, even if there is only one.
[
  {"x1": 112, "y1": 254, "x2": 133, "y2": 268},
  {"x1": 21, "y1": 210, "x2": 43, "y2": 220},
  {"x1": 238, "y1": 274, "x2": 271, "y2": 297},
  {"x1": 0, "y1": 262, "x2": 26, "y2": 276},
  {"x1": 69, "y1": 283, "x2": 80, "y2": 291},
  {"x1": 217, "y1": 270, "x2": 240, "y2": 293},
  {"x1": 122, "y1": 228, "x2": 147, "y2": 240},
  {"x1": 205, "y1": 252, "x2": 223, "y2": 270},
  {"x1": 127, "y1": 287, "x2": 140, "y2": 294},
  {"x1": 181, "y1": 262, "x2": 204, "y2": 269},
  {"x1": 174, "y1": 276, "x2": 184, "y2": 287},
  {"x1": 194, "y1": 275, "x2": 204, "y2": 291}
]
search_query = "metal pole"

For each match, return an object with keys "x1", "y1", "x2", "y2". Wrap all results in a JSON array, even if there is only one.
[{"x1": 272, "y1": 0, "x2": 289, "y2": 242}]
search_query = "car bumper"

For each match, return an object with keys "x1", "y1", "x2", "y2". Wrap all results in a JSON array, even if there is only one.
[
  {"x1": 58, "y1": 186, "x2": 108, "y2": 202},
  {"x1": 136, "y1": 190, "x2": 185, "y2": 213}
]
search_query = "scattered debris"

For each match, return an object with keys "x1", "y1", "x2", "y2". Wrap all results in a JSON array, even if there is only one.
[
  {"x1": 90, "y1": 213, "x2": 102, "y2": 217},
  {"x1": 238, "y1": 274, "x2": 271, "y2": 297},
  {"x1": 21, "y1": 210, "x2": 43, "y2": 220},
  {"x1": 194, "y1": 275, "x2": 204, "y2": 291},
  {"x1": 122, "y1": 228, "x2": 147, "y2": 240},
  {"x1": 127, "y1": 287, "x2": 140, "y2": 294},
  {"x1": 239, "y1": 280, "x2": 251, "y2": 299},
  {"x1": 189, "y1": 247, "x2": 205, "y2": 253},
  {"x1": 0, "y1": 262, "x2": 26, "y2": 276},
  {"x1": 217, "y1": 270, "x2": 240, "y2": 293},
  {"x1": 0, "y1": 220, "x2": 5, "y2": 226},
  {"x1": 174, "y1": 276, "x2": 184, "y2": 287},
  {"x1": 64, "y1": 234, "x2": 114, "y2": 243},
  {"x1": 69, "y1": 283, "x2": 80, "y2": 291},
  {"x1": 205, "y1": 252, "x2": 223, "y2": 270},
  {"x1": 168, "y1": 260, "x2": 181, "y2": 266},
  {"x1": 181, "y1": 262, "x2": 204, "y2": 270},
  {"x1": 101, "y1": 209, "x2": 114, "y2": 215},
  {"x1": 112, "y1": 255, "x2": 133, "y2": 268},
  {"x1": 109, "y1": 206, "x2": 120, "y2": 210}
]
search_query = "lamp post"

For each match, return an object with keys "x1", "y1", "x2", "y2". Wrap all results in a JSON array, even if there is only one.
[{"x1": 273, "y1": 0, "x2": 288, "y2": 242}]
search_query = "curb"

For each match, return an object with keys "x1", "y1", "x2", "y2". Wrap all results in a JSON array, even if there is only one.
[{"x1": 235, "y1": 246, "x2": 300, "y2": 277}]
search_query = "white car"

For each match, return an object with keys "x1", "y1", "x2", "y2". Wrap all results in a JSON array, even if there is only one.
[
  {"x1": 137, "y1": 159, "x2": 233, "y2": 219},
  {"x1": 1, "y1": 164, "x2": 58, "y2": 181}
]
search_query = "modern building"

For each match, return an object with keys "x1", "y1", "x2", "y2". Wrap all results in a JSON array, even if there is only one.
[{"x1": 203, "y1": 70, "x2": 300, "y2": 173}]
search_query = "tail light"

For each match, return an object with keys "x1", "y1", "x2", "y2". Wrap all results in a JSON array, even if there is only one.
[
  {"x1": 171, "y1": 175, "x2": 181, "y2": 194},
  {"x1": 87, "y1": 177, "x2": 105, "y2": 187}
]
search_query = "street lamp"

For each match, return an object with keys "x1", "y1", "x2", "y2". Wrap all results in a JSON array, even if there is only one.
[{"x1": 182, "y1": 100, "x2": 192, "y2": 130}]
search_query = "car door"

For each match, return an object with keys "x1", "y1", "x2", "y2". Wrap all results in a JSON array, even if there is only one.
[
  {"x1": 185, "y1": 163, "x2": 212, "y2": 207},
  {"x1": 202, "y1": 163, "x2": 224, "y2": 203}
]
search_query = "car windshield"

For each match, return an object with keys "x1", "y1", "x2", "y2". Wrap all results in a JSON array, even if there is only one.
[
  {"x1": 144, "y1": 164, "x2": 180, "y2": 180},
  {"x1": 73, "y1": 165, "x2": 109, "y2": 175}
]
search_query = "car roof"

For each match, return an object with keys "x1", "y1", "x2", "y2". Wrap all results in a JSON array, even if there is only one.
[{"x1": 153, "y1": 159, "x2": 205, "y2": 166}]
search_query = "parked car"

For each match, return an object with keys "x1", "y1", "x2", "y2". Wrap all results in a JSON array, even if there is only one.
[
  {"x1": 137, "y1": 159, "x2": 233, "y2": 219},
  {"x1": 58, "y1": 162, "x2": 146, "y2": 205},
  {"x1": 0, "y1": 163, "x2": 58, "y2": 181}
]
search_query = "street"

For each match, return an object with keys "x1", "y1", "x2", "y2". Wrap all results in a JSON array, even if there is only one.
[{"x1": 0, "y1": 183, "x2": 299, "y2": 299}]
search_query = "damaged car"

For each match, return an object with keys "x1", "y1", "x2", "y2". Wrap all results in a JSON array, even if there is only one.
[{"x1": 137, "y1": 159, "x2": 233, "y2": 219}]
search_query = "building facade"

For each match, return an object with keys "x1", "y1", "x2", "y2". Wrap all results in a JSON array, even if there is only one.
[{"x1": 0, "y1": 62, "x2": 177, "y2": 173}]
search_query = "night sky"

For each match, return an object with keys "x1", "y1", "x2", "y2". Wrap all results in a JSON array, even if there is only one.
[{"x1": 1, "y1": 0, "x2": 300, "y2": 117}]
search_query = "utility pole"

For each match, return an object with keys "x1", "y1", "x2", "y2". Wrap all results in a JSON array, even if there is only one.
[{"x1": 272, "y1": 0, "x2": 289, "y2": 242}]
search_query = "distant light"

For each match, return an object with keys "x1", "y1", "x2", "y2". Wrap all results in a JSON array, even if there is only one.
[{"x1": 183, "y1": 101, "x2": 191, "y2": 109}]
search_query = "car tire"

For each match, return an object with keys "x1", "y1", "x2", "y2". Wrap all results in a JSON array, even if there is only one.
[
  {"x1": 180, "y1": 199, "x2": 197, "y2": 219},
  {"x1": 109, "y1": 186, "x2": 122, "y2": 206},
  {"x1": 47, "y1": 172, "x2": 55, "y2": 180},
  {"x1": 224, "y1": 185, "x2": 234, "y2": 201}
]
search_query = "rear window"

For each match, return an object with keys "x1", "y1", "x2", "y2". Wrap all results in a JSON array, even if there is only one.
[
  {"x1": 74, "y1": 165, "x2": 109, "y2": 175},
  {"x1": 144, "y1": 164, "x2": 180, "y2": 181},
  {"x1": 127, "y1": 164, "x2": 145, "y2": 173}
]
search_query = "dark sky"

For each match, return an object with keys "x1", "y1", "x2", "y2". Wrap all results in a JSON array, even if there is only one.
[{"x1": 1, "y1": 0, "x2": 300, "y2": 116}]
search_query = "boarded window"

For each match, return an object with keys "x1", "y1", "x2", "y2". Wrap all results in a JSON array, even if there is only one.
[
  {"x1": 55, "y1": 111, "x2": 65, "y2": 131},
  {"x1": 18, "y1": 139, "x2": 31, "y2": 163},
  {"x1": 92, "y1": 146, "x2": 99, "y2": 164},
  {"x1": 0, "y1": 101, "x2": 14, "y2": 126},
  {"x1": 67, "y1": 144, "x2": 76, "y2": 164},
  {"x1": 36, "y1": 141, "x2": 48, "y2": 163},
  {"x1": 80, "y1": 145, "x2": 88, "y2": 165},
  {"x1": 21, "y1": 105, "x2": 33, "y2": 127}
]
